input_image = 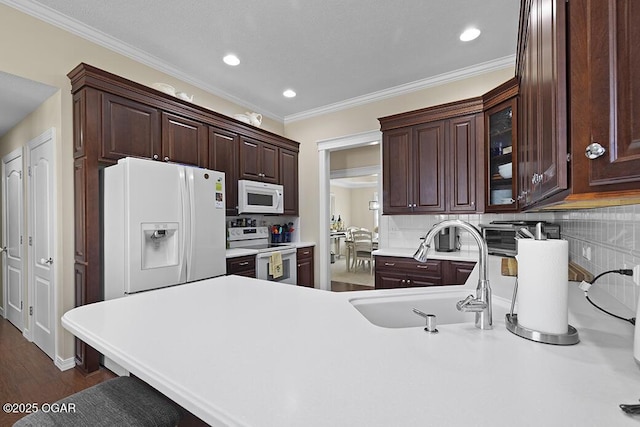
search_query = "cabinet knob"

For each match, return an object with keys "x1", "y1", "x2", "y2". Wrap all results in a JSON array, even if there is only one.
[
  {"x1": 585, "y1": 142, "x2": 606, "y2": 160},
  {"x1": 153, "y1": 154, "x2": 159, "y2": 160},
  {"x1": 164, "y1": 156, "x2": 170, "y2": 162}
]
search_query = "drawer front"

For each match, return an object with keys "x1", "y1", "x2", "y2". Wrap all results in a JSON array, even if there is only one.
[
  {"x1": 227, "y1": 255, "x2": 256, "y2": 275},
  {"x1": 376, "y1": 256, "x2": 441, "y2": 275},
  {"x1": 296, "y1": 247, "x2": 314, "y2": 261}
]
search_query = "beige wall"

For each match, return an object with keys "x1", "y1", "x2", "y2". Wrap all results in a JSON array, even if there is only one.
[
  {"x1": 0, "y1": 4, "x2": 283, "y2": 364},
  {"x1": 330, "y1": 144, "x2": 380, "y2": 171},
  {"x1": 286, "y1": 67, "x2": 514, "y2": 284}
]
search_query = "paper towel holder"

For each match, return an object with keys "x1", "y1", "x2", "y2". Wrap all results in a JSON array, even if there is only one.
[{"x1": 505, "y1": 279, "x2": 580, "y2": 345}]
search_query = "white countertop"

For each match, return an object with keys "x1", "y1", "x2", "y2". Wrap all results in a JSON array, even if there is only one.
[{"x1": 62, "y1": 257, "x2": 640, "y2": 426}]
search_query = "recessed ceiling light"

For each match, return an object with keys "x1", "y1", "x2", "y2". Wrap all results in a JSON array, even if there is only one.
[
  {"x1": 460, "y1": 28, "x2": 481, "y2": 42},
  {"x1": 283, "y1": 89, "x2": 296, "y2": 98},
  {"x1": 223, "y1": 54, "x2": 240, "y2": 66}
]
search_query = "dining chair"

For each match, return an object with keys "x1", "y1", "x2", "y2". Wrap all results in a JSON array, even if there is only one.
[
  {"x1": 351, "y1": 229, "x2": 374, "y2": 274},
  {"x1": 344, "y1": 226, "x2": 360, "y2": 271}
]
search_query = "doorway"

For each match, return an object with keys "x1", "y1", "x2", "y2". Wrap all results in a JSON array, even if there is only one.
[
  {"x1": 317, "y1": 130, "x2": 382, "y2": 291},
  {"x1": 329, "y1": 172, "x2": 379, "y2": 289}
]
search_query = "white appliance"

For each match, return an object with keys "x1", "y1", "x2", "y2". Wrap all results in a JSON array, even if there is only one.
[
  {"x1": 238, "y1": 180, "x2": 283, "y2": 214},
  {"x1": 104, "y1": 157, "x2": 227, "y2": 299},
  {"x1": 228, "y1": 226, "x2": 297, "y2": 285}
]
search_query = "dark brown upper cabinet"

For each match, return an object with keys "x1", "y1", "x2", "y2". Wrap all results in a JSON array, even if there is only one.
[
  {"x1": 161, "y1": 112, "x2": 207, "y2": 166},
  {"x1": 380, "y1": 99, "x2": 483, "y2": 215},
  {"x1": 515, "y1": 0, "x2": 640, "y2": 209},
  {"x1": 483, "y1": 78, "x2": 519, "y2": 213},
  {"x1": 208, "y1": 127, "x2": 239, "y2": 215},
  {"x1": 568, "y1": 0, "x2": 640, "y2": 194},
  {"x1": 279, "y1": 148, "x2": 299, "y2": 216},
  {"x1": 516, "y1": 0, "x2": 568, "y2": 208},
  {"x1": 239, "y1": 136, "x2": 279, "y2": 184},
  {"x1": 102, "y1": 93, "x2": 161, "y2": 162}
]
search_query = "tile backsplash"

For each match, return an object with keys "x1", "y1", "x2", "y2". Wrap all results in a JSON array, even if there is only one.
[{"x1": 380, "y1": 204, "x2": 640, "y2": 312}]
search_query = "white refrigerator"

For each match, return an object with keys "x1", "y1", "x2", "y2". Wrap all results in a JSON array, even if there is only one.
[{"x1": 104, "y1": 157, "x2": 226, "y2": 300}]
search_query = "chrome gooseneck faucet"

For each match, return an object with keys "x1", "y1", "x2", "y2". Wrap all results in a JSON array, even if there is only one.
[{"x1": 414, "y1": 219, "x2": 492, "y2": 329}]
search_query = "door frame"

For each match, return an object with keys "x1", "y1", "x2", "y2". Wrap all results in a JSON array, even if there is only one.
[
  {"x1": 24, "y1": 128, "x2": 58, "y2": 359},
  {"x1": 1, "y1": 147, "x2": 24, "y2": 321},
  {"x1": 316, "y1": 130, "x2": 382, "y2": 290}
]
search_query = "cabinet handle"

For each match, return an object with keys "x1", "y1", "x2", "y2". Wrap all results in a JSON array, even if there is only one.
[
  {"x1": 303, "y1": 251, "x2": 310, "y2": 255},
  {"x1": 164, "y1": 156, "x2": 170, "y2": 162},
  {"x1": 297, "y1": 264, "x2": 301, "y2": 267},
  {"x1": 401, "y1": 279, "x2": 406, "y2": 285},
  {"x1": 238, "y1": 261, "x2": 249, "y2": 266},
  {"x1": 585, "y1": 142, "x2": 606, "y2": 159},
  {"x1": 416, "y1": 265, "x2": 429, "y2": 269},
  {"x1": 153, "y1": 154, "x2": 159, "y2": 160},
  {"x1": 384, "y1": 263, "x2": 395, "y2": 266}
]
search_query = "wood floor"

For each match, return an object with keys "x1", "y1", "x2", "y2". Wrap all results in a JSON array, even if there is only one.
[
  {"x1": 330, "y1": 281, "x2": 374, "y2": 292},
  {"x1": 0, "y1": 318, "x2": 116, "y2": 426},
  {"x1": 0, "y1": 318, "x2": 207, "y2": 426}
]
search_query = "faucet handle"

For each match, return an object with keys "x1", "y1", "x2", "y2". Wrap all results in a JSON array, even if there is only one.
[{"x1": 456, "y1": 294, "x2": 475, "y2": 311}]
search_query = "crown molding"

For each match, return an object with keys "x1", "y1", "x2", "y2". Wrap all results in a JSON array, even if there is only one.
[
  {"x1": 285, "y1": 55, "x2": 515, "y2": 124},
  {"x1": 0, "y1": 0, "x2": 283, "y2": 122}
]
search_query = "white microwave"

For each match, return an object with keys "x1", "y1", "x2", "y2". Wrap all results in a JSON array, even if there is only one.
[{"x1": 238, "y1": 180, "x2": 284, "y2": 214}]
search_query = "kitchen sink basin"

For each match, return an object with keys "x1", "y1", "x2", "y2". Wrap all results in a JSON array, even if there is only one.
[{"x1": 349, "y1": 289, "x2": 510, "y2": 328}]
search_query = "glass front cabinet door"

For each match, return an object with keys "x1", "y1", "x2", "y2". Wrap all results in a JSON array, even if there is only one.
[{"x1": 485, "y1": 97, "x2": 518, "y2": 212}]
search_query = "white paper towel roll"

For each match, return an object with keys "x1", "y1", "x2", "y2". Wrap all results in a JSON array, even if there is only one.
[{"x1": 516, "y1": 239, "x2": 569, "y2": 334}]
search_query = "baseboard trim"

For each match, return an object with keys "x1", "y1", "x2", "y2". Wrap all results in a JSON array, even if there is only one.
[{"x1": 55, "y1": 355, "x2": 76, "y2": 371}]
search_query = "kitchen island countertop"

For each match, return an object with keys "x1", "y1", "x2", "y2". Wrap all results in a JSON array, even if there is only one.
[{"x1": 62, "y1": 256, "x2": 640, "y2": 426}]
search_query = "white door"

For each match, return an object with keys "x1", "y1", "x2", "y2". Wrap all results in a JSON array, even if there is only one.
[
  {"x1": 2, "y1": 148, "x2": 24, "y2": 331},
  {"x1": 28, "y1": 130, "x2": 55, "y2": 359}
]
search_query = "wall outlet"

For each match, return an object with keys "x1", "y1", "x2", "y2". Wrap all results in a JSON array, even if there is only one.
[
  {"x1": 634, "y1": 265, "x2": 640, "y2": 286},
  {"x1": 581, "y1": 244, "x2": 592, "y2": 261}
]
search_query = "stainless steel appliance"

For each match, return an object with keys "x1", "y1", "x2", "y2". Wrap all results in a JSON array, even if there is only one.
[
  {"x1": 480, "y1": 221, "x2": 561, "y2": 257},
  {"x1": 227, "y1": 226, "x2": 297, "y2": 285},
  {"x1": 434, "y1": 226, "x2": 459, "y2": 252},
  {"x1": 238, "y1": 180, "x2": 284, "y2": 214}
]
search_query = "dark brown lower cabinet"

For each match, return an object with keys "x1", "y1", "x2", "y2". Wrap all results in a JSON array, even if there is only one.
[
  {"x1": 375, "y1": 256, "x2": 476, "y2": 289},
  {"x1": 296, "y1": 247, "x2": 315, "y2": 288},
  {"x1": 226, "y1": 255, "x2": 256, "y2": 278}
]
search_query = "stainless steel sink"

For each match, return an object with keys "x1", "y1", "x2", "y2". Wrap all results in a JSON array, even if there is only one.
[{"x1": 349, "y1": 290, "x2": 509, "y2": 329}]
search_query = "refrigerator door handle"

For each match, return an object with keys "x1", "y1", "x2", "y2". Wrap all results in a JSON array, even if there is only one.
[
  {"x1": 185, "y1": 167, "x2": 197, "y2": 281},
  {"x1": 179, "y1": 167, "x2": 190, "y2": 282}
]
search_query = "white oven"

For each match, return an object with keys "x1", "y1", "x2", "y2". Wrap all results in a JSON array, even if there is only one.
[
  {"x1": 255, "y1": 247, "x2": 297, "y2": 285},
  {"x1": 228, "y1": 226, "x2": 297, "y2": 285},
  {"x1": 238, "y1": 180, "x2": 284, "y2": 214}
]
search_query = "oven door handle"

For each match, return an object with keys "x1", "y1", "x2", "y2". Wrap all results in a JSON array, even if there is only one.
[{"x1": 256, "y1": 248, "x2": 297, "y2": 258}]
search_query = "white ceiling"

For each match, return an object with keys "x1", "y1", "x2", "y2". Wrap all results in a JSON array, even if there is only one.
[
  {"x1": 1, "y1": 0, "x2": 520, "y2": 137},
  {"x1": 3, "y1": 0, "x2": 520, "y2": 125},
  {"x1": 0, "y1": 71, "x2": 57, "y2": 138}
]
